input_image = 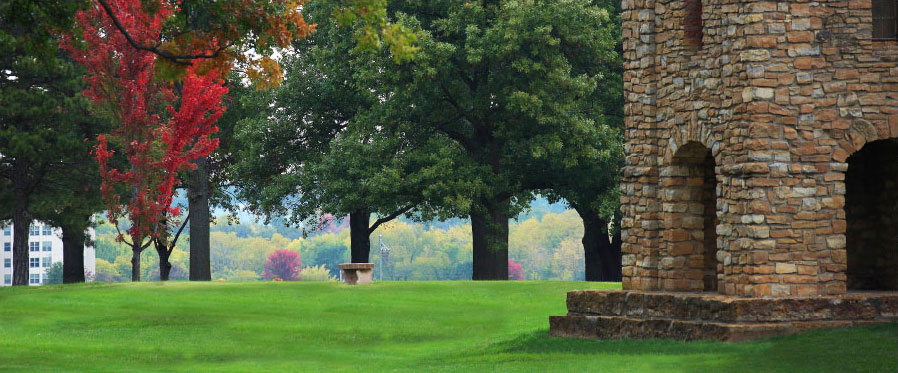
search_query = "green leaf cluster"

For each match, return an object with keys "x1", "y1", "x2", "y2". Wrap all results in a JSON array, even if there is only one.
[
  {"x1": 231, "y1": 0, "x2": 472, "y2": 231},
  {"x1": 370, "y1": 0, "x2": 624, "y2": 220}
]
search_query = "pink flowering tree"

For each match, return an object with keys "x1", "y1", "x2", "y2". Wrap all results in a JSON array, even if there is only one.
[{"x1": 264, "y1": 250, "x2": 302, "y2": 281}]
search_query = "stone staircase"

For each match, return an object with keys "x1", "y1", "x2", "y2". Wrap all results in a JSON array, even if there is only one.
[{"x1": 549, "y1": 290, "x2": 898, "y2": 342}]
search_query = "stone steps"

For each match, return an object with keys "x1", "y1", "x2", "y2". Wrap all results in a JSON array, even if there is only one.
[
  {"x1": 549, "y1": 315, "x2": 887, "y2": 342},
  {"x1": 550, "y1": 290, "x2": 898, "y2": 341}
]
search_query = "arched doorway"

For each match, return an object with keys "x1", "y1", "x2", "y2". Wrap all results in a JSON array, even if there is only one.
[
  {"x1": 846, "y1": 139, "x2": 898, "y2": 291},
  {"x1": 663, "y1": 142, "x2": 719, "y2": 292}
]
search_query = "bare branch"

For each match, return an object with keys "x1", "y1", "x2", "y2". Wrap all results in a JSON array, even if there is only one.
[{"x1": 168, "y1": 215, "x2": 190, "y2": 254}]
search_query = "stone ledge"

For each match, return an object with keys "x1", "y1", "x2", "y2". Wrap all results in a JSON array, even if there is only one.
[
  {"x1": 566, "y1": 290, "x2": 898, "y2": 323},
  {"x1": 550, "y1": 290, "x2": 898, "y2": 341},
  {"x1": 548, "y1": 315, "x2": 890, "y2": 342}
]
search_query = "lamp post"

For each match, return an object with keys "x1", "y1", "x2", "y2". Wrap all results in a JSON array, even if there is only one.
[{"x1": 379, "y1": 234, "x2": 391, "y2": 281}]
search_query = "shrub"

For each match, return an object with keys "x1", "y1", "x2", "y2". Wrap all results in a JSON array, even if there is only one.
[
  {"x1": 508, "y1": 258, "x2": 524, "y2": 281},
  {"x1": 299, "y1": 265, "x2": 336, "y2": 281},
  {"x1": 44, "y1": 262, "x2": 64, "y2": 284},
  {"x1": 95, "y1": 258, "x2": 120, "y2": 282},
  {"x1": 263, "y1": 250, "x2": 302, "y2": 281}
]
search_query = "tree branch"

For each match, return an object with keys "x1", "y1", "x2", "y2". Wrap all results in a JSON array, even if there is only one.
[
  {"x1": 95, "y1": 0, "x2": 231, "y2": 66},
  {"x1": 429, "y1": 84, "x2": 479, "y2": 152},
  {"x1": 368, "y1": 204, "x2": 416, "y2": 234},
  {"x1": 168, "y1": 215, "x2": 190, "y2": 254},
  {"x1": 437, "y1": 81, "x2": 479, "y2": 129},
  {"x1": 448, "y1": 56, "x2": 476, "y2": 91},
  {"x1": 112, "y1": 222, "x2": 134, "y2": 247}
]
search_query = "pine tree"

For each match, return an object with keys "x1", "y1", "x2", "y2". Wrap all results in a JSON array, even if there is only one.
[{"x1": 0, "y1": 0, "x2": 104, "y2": 285}]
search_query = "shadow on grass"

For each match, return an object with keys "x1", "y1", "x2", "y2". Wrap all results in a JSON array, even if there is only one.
[
  {"x1": 488, "y1": 323, "x2": 897, "y2": 372},
  {"x1": 489, "y1": 329, "x2": 744, "y2": 356},
  {"x1": 726, "y1": 323, "x2": 898, "y2": 372}
]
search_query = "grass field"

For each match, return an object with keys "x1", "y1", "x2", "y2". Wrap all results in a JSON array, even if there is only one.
[{"x1": 1, "y1": 281, "x2": 896, "y2": 372}]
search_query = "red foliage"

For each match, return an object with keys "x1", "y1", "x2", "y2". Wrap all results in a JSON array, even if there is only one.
[
  {"x1": 263, "y1": 250, "x2": 302, "y2": 281},
  {"x1": 508, "y1": 258, "x2": 524, "y2": 281},
  {"x1": 61, "y1": 0, "x2": 227, "y2": 245}
]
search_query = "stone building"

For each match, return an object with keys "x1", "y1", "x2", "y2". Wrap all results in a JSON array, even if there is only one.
[
  {"x1": 551, "y1": 0, "x2": 898, "y2": 340},
  {"x1": 619, "y1": 0, "x2": 897, "y2": 297}
]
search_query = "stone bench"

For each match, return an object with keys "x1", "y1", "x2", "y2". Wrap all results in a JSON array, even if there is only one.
[{"x1": 338, "y1": 263, "x2": 374, "y2": 285}]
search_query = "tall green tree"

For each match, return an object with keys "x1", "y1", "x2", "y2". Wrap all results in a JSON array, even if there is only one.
[
  {"x1": 536, "y1": 0, "x2": 624, "y2": 281},
  {"x1": 371, "y1": 0, "x2": 621, "y2": 279},
  {"x1": 232, "y1": 1, "x2": 469, "y2": 264},
  {"x1": 0, "y1": 0, "x2": 103, "y2": 285}
]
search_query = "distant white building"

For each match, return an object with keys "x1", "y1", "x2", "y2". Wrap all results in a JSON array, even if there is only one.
[{"x1": 0, "y1": 222, "x2": 96, "y2": 286}]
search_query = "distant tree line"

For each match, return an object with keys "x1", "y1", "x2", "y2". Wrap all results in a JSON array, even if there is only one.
[{"x1": 92, "y1": 210, "x2": 587, "y2": 282}]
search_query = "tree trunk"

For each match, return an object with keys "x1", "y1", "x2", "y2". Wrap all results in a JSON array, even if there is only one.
[
  {"x1": 156, "y1": 242, "x2": 172, "y2": 281},
  {"x1": 61, "y1": 223, "x2": 86, "y2": 284},
  {"x1": 11, "y1": 205, "x2": 30, "y2": 286},
  {"x1": 579, "y1": 211, "x2": 621, "y2": 281},
  {"x1": 471, "y1": 202, "x2": 508, "y2": 280},
  {"x1": 131, "y1": 245, "x2": 141, "y2": 282},
  {"x1": 349, "y1": 210, "x2": 371, "y2": 263},
  {"x1": 188, "y1": 156, "x2": 211, "y2": 281},
  {"x1": 11, "y1": 158, "x2": 31, "y2": 286},
  {"x1": 577, "y1": 208, "x2": 622, "y2": 282}
]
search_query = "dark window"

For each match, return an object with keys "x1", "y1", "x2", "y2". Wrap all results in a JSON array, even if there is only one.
[
  {"x1": 684, "y1": 0, "x2": 703, "y2": 46},
  {"x1": 873, "y1": 0, "x2": 898, "y2": 40}
]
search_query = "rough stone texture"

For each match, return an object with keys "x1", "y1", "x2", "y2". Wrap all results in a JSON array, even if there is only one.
[
  {"x1": 549, "y1": 290, "x2": 898, "y2": 341},
  {"x1": 620, "y1": 0, "x2": 898, "y2": 297}
]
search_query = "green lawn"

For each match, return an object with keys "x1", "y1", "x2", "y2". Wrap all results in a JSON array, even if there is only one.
[{"x1": 1, "y1": 281, "x2": 895, "y2": 372}]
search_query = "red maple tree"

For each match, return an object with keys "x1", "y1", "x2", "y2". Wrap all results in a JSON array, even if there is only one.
[
  {"x1": 263, "y1": 250, "x2": 302, "y2": 281},
  {"x1": 61, "y1": 0, "x2": 227, "y2": 281}
]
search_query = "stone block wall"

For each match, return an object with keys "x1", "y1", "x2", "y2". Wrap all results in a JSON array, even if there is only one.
[{"x1": 620, "y1": 0, "x2": 898, "y2": 297}]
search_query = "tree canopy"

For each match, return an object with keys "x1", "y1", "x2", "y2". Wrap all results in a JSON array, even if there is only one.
[
  {"x1": 231, "y1": 0, "x2": 472, "y2": 263},
  {"x1": 362, "y1": 0, "x2": 623, "y2": 279}
]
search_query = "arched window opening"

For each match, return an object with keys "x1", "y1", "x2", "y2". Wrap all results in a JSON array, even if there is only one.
[
  {"x1": 662, "y1": 142, "x2": 718, "y2": 292},
  {"x1": 846, "y1": 139, "x2": 898, "y2": 291}
]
